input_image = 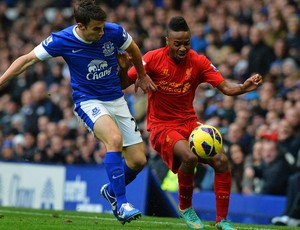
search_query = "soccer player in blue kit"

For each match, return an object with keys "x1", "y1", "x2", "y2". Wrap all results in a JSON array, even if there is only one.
[{"x1": 0, "y1": 0, "x2": 156, "y2": 225}]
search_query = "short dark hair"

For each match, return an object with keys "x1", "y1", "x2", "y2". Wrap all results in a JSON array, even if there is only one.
[
  {"x1": 74, "y1": 0, "x2": 107, "y2": 26},
  {"x1": 166, "y1": 16, "x2": 190, "y2": 35}
]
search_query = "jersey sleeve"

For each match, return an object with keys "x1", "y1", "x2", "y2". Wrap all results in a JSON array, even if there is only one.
[
  {"x1": 34, "y1": 43, "x2": 52, "y2": 61},
  {"x1": 197, "y1": 55, "x2": 224, "y2": 87},
  {"x1": 34, "y1": 33, "x2": 63, "y2": 60},
  {"x1": 107, "y1": 23, "x2": 132, "y2": 50},
  {"x1": 119, "y1": 27, "x2": 132, "y2": 50}
]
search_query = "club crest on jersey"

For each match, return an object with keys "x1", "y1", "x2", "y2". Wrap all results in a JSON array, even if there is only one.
[
  {"x1": 43, "y1": 36, "x2": 53, "y2": 46},
  {"x1": 102, "y1": 42, "x2": 114, "y2": 56},
  {"x1": 92, "y1": 107, "x2": 101, "y2": 117},
  {"x1": 86, "y1": 59, "x2": 112, "y2": 80},
  {"x1": 210, "y1": 63, "x2": 219, "y2": 72}
]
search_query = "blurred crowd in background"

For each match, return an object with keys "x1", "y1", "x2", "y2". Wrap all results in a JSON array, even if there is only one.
[{"x1": 0, "y1": 0, "x2": 299, "y2": 198}]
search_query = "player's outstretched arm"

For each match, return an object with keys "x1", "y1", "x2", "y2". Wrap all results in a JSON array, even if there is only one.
[
  {"x1": 117, "y1": 51, "x2": 135, "y2": 90},
  {"x1": 125, "y1": 41, "x2": 157, "y2": 93},
  {"x1": 217, "y1": 73, "x2": 263, "y2": 96},
  {"x1": 0, "y1": 50, "x2": 41, "y2": 87}
]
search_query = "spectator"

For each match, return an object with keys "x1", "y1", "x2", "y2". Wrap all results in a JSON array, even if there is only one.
[
  {"x1": 19, "y1": 89, "x2": 34, "y2": 119},
  {"x1": 246, "y1": 26, "x2": 275, "y2": 78},
  {"x1": 263, "y1": 13, "x2": 287, "y2": 48},
  {"x1": 257, "y1": 81, "x2": 276, "y2": 115},
  {"x1": 77, "y1": 145, "x2": 96, "y2": 164},
  {"x1": 271, "y1": 172, "x2": 300, "y2": 227},
  {"x1": 242, "y1": 140, "x2": 263, "y2": 194},
  {"x1": 0, "y1": 98, "x2": 20, "y2": 135},
  {"x1": 252, "y1": 135, "x2": 294, "y2": 195},
  {"x1": 284, "y1": 107, "x2": 300, "y2": 137},
  {"x1": 0, "y1": 2, "x2": 12, "y2": 30},
  {"x1": 223, "y1": 122, "x2": 246, "y2": 153},
  {"x1": 277, "y1": 119, "x2": 300, "y2": 162},
  {"x1": 190, "y1": 22, "x2": 208, "y2": 53},
  {"x1": 217, "y1": 95, "x2": 236, "y2": 127},
  {"x1": 221, "y1": 17, "x2": 247, "y2": 52},
  {"x1": 22, "y1": 132, "x2": 37, "y2": 161},
  {"x1": 228, "y1": 143, "x2": 245, "y2": 193},
  {"x1": 12, "y1": 134, "x2": 25, "y2": 161},
  {"x1": 286, "y1": 14, "x2": 300, "y2": 61},
  {"x1": 23, "y1": 81, "x2": 63, "y2": 135},
  {"x1": 268, "y1": 38, "x2": 289, "y2": 82},
  {"x1": 44, "y1": 135, "x2": 65, "y2": 164},
  {"x1": 233, "y1": 109, "x2": 252, "y2": 150},
  {"x1": 0, "y1": 139, "x2": 15, "y2": 161},
  {"x1": 92, "y1": 140, "x2": 106, "y2": 164},
  {"x1": 34, "y1": 131, "x2": 49, "y2": 163}
]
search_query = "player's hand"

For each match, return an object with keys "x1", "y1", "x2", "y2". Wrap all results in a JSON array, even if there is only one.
[
  {"x1": 135, "y1": 74, "x2": 157, "y2": 93},
  {"x1": 242, "y1": 73, "x2": 263, "y2": 92}
]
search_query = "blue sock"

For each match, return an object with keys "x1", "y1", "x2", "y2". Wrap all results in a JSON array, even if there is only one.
[
  {"x1": 104, "y1": 151, "x2": 127, "y2": 209},
  {"x1": 108, "y1": 159, "x2": 139, "y2": 194},
  {"x1": 123, "y1": 159, "x2": 138, "y2": 185}
]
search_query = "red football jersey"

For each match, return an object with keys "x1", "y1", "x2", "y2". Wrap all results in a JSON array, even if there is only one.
[{"x1": 128, "y1": 46, "x2": 224, "y2": 130}]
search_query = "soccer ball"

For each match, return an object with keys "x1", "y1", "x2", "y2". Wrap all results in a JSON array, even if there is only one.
[{"x1": 189, "y1": 124, "x2": 223, "y2": 159}]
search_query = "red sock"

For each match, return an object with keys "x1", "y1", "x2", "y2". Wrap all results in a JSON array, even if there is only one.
[
  {"x1": 214, "y1": 171, "x2": 231, "y2": 223},
  {"x1": 178, "y1": 169, "x2": 194, "y2": 210}
]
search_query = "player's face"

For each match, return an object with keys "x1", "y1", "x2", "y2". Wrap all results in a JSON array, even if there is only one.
[
  {"x1": 79, "y1": 19, "x2": 105, "y2": 42},
  {"x1": 166, "y1": 31, "x2": 191, "y2": 62}
]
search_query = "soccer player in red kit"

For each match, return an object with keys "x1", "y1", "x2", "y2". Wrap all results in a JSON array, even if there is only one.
[{"x1": 127, "y1": 16, "x2": 263, "y2": 230}]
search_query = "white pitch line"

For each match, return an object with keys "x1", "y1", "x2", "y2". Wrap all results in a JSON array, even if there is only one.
[
  {"x1": 0, "y1": 209, "x2": 274, "y2": 230},
  {"x1": 2, "y1": 209, "x2": 184, "y2": 226}
]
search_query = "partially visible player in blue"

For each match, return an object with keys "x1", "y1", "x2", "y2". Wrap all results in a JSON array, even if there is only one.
[{"x1": 0, "y1": 0, "x2": 156, "y2": 225}]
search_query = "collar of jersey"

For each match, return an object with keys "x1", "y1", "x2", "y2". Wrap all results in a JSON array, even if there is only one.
[{"x1": 73, "y1": 25, "x2": 93, "y2": 44}]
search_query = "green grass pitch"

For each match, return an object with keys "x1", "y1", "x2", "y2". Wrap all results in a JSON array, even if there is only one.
[{"x1": 0, "y1": 207, "x2": 298, "y2": 230}]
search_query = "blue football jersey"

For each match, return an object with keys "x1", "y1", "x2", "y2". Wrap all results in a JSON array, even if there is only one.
[{"x1": 34, "y1": 22, "x2": 133, "y2": 103}]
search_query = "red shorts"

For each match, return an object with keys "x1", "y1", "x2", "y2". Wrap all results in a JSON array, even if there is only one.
[{"x1": 149, "y1": 118, "x2": 201, "y2": 173}]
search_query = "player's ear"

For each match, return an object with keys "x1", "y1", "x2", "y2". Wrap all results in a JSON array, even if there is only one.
[{"x1": 77, "y1": 22, "x2": 85, "y2": 30}]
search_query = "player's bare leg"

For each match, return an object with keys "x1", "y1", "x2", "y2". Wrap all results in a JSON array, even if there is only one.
[{"x1": 95, "y1": 115, "x2": 141, "y2": 224}]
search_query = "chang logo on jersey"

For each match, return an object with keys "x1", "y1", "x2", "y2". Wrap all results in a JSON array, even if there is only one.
[
  {"x1": 43, "y1": 36, "x2": 53, "y2": 46},
  {"x1": 86, "y1": 59, "x2": 112, "y2": 80},
  {"x1": 102, "y1": 41, "x2": 115, "y2": 56}
]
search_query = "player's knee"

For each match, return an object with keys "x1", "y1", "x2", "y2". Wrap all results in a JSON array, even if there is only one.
[
  {"x1": 128, "y1": 155, "x2": 146, "y2": 171},
  {"x1": 130, "y1": 158, "x2": 147, "y2": 172},
  {"x1": 126, "y1": 149, "x2": 147, "y2": 171},
  {"x1": 137, "y1": 156, "x2": 147, "y2": 169},
  {"x1": 108, "y1": 133, "x2": 123, "y2": 150},
  {"x1": 212, "y1": 153, "x2": 230, "y2": 173},
  {"x1": 181, "y1": 152, "x2": 198, "y2": 168}
]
